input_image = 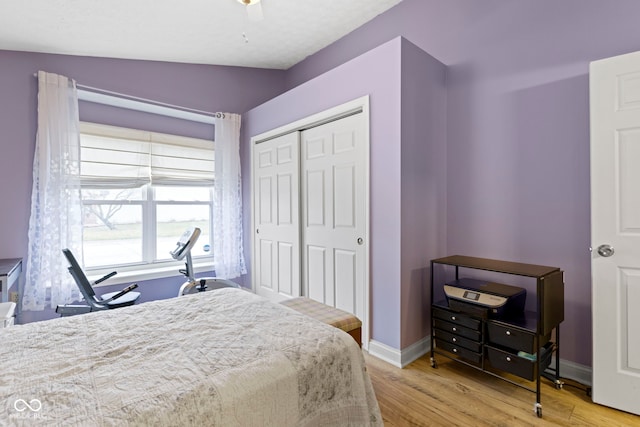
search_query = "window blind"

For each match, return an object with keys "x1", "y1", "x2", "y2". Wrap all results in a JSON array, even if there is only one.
[
  {"x1": 150, "y1": 133, "x2": 215, "y2": 186},
  {"x1": 80, "y1": 134, "x2": 151, "y2": 188},
  {"x1": 79, "y1": 123, "x2": 214, "y2": 188}
]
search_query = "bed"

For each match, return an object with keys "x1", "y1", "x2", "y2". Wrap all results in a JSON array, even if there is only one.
[{"x1": 0, "y1": 288, "x2": 382, "y2": 426}]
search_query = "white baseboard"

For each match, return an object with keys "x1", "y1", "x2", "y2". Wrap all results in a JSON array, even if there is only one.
[
  {"x1": 367, "y1": 340, "x2": 400, "y2": 367},
  {"x1": 367, "y1": 336, "x2": 593, "y2": 387},
  {"x1": 368, "y1": 337, "x2": 430, "y2": 368}
]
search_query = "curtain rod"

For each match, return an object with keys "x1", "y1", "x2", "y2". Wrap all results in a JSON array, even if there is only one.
[{"x1": 33, "y1": 72, "x2": 224, "y2": 124}]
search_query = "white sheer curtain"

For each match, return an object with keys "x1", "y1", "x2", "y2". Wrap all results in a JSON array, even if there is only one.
[
  {"x1": 22, "y1": 71, "x2": 83, "y2": 311},
  {"x1": 213, "y1": 113, "x2": 246, "y2": 279}
]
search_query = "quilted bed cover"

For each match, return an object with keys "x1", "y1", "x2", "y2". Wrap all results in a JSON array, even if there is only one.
[{"x1": 0, "y1": 288, "x2": 382, "y2": 426}]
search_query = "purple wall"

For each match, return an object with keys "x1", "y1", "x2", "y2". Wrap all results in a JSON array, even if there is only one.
[
  {"x1": 243, "y1": 39, "x2": 404, "y2": 348},
  {"x1": 0, "y1": 50, "x2": 285, "y2": 322},
  {"x1": 399, "y1": 41, "x2": 447, "y2": 348},
  {"x1": 285, "y1": 0, "x2": 640, "y2": 366}
]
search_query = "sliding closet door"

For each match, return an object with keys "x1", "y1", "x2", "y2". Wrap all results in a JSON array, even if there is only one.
[
  {"x1": 301, "y1": 113, "x2": 366, "y2": 321},
  {"x1": 253, "y1": 132, "x2": 300, "y2": 302}
]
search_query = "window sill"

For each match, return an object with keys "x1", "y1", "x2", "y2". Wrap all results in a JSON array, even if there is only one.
[{"x1": 87, "y1": 261, "x2": 215, "y2": 288}]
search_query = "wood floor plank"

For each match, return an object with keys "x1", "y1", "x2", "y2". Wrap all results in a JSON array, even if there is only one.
[{"x1": 364, "y1": 352, "x2": 640, "y2": 426}]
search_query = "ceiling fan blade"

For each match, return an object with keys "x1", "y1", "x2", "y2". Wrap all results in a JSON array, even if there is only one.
[{"x1": 246, "y1": 2, "x2": 263, "y2": 21}]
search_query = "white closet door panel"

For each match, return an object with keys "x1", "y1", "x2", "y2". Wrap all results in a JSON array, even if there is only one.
[
  {"x1": 302, "y1": 113, "x2": 366, "y2": 321},
  {"x1": 258, "y1": 239, "x2": 273, "y2": 290},
  {"x1": 306, "y1": 169, "x2": 325, "y2": 226},
  {"x1": 254, "y1": 132, "x2": 300, "y2": 301},
  {"x1": 334, "y1": 129, "x2": 357, "y2": 153},
  {"x1": 258, "y1": 149, "x2": 272, "y2": 168},
  {"x1": 334, "y1": 249, "x2": 356, "y2": 312},
  {"x1": 277, "y1": 174, "x2": 293, "y2": 225},
  {"x1": 306, "y1": 136, "x2": 327, "y2": 159},
  {"x1": 334, "y1": 164, "x2": 356, "y2": 228},
  {"x1": 307, "y1": 245, "x2": 326, "y2": 302},
  {"x1": 277, "y1": 143, "x2": 294, "y2": 164},
  {"x1": 259, "y1": 176, "x2": 274, "y2": 224},
  {"x1": 278, "y1": 242, "x2": 294, "y2": 296}
]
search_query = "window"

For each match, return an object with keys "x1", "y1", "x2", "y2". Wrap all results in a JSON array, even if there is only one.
[{"x1": 79, "y1": 122, "x2": 214, "y2": 273}]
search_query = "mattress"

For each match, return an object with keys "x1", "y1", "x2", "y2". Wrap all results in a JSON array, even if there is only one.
[{"x1": 0, "y1": 288, "x2": 381, "y2": 426}]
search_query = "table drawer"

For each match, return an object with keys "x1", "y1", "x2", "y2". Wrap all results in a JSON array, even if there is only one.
[
  {"x1": 486, "y1": 322, "x2": 549, "y2": 354},
  {"x1": 433, "y1": 307, "x2": 481, "y2": 330},
  {"x1": 434, "y1": 328, "x2": 482, "y2": 353},
  {"x1": 486, "y1": 343, "x2": 552, "y2": 381},
  {"x1": 434, "y1": 319, "x2": 481, "y2": 341},
  {"x1": 436, "y1": 339, "x2": 482, "y2": 365},
  {"x1": 486, "y1": 346, "x2": 535, "y2": 380}
]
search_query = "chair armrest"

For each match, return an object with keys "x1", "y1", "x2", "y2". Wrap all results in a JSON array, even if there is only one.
[
  {"x1": 56, "y1": 305, "x2": 92, "y2": 316},
  {"x1": 99, "y1": 283, "x2": 138, "y2": 304},
  {"x1": 93, "y1": 271, "x2": 117, "y2": 285}
]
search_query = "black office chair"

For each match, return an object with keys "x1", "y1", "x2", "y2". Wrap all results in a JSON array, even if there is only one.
[{"x1": 55, "y1": 249, "x2": 141, "y2": 317}]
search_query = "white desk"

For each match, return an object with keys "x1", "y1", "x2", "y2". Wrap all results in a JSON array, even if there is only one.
[
  {"x1": 0, "y1": 258, "x2": 22, "y2": 303},
  {"x1": 0, "y1": 302, "x2": 16, "y2": 327}
]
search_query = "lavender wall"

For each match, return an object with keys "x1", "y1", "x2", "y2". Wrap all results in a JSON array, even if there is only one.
[
  {"x1": 0, "y1": 50, "x2": 286, "y2": 322},
  {"x1": 243, "y1": 39, "x2": 404, "y2": 348},
  {"x1": 399, "y1": 41, "x2": 447, "y2": 348},
  {"x1": 286, "y1": 0, "x2": 640, "y2": 366}
]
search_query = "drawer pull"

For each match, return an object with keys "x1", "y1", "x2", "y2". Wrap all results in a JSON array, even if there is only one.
[
  {"x1": 452, "y1": 327, "x2": 457, "y2": 332},
  {"x1": 506, "y1": 356, "x2": 512, "y2": 362},
  {"x1": 453, "y1": 348, "x2": 458, "y2": 353},
  {"x1": 451, "y1": 316, "x2": 457, "y2": 321},
  {"x1": 506, "y1": 331, "x2": 511, "y2": 336},
  {"x1": 452, "y1": 337, "x2": 457, "y2": 342}
]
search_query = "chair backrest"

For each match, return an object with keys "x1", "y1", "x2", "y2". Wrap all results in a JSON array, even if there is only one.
[{"x1": 62, "y1": 249, "x2": 98, "y2": 303}]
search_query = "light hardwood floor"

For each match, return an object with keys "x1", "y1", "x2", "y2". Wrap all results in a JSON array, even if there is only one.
[{"x1": 364, "y1": 353, "x2": 640, "y2": 426}]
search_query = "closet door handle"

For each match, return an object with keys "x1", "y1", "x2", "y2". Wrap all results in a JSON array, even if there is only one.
[{"x1": 357, "y1": 237, "x2": 364, "y2": 245}]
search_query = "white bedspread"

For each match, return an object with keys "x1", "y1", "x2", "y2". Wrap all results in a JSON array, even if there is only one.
[{"x1": 0, "y1": 288, "x2": 381, "y2": 426}]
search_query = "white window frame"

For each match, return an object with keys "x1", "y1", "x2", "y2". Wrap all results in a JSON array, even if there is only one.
[{"x1": 79, "y1": 122, "x2": 215, "y2": 286}]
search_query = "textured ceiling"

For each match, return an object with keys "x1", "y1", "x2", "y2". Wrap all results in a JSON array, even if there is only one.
[{"x1": 0, "y1": 0, "x2": 403, "y2": 69}]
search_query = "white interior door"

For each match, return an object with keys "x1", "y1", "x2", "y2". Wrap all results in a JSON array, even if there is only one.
[
  {"x1": 301, "y1": 113, "x2": 366, "y2": 322},
  {"x1": 590, "y1": 50, "x2": 640, "y2": 416},
  {"x1": 253, "y1": 132, "x2": 300, "y2": 302}
]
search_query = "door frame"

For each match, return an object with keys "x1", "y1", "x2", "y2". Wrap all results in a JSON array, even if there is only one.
[{"x1": 250, "y1": 95, "x2": 371, "y2": 348}]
